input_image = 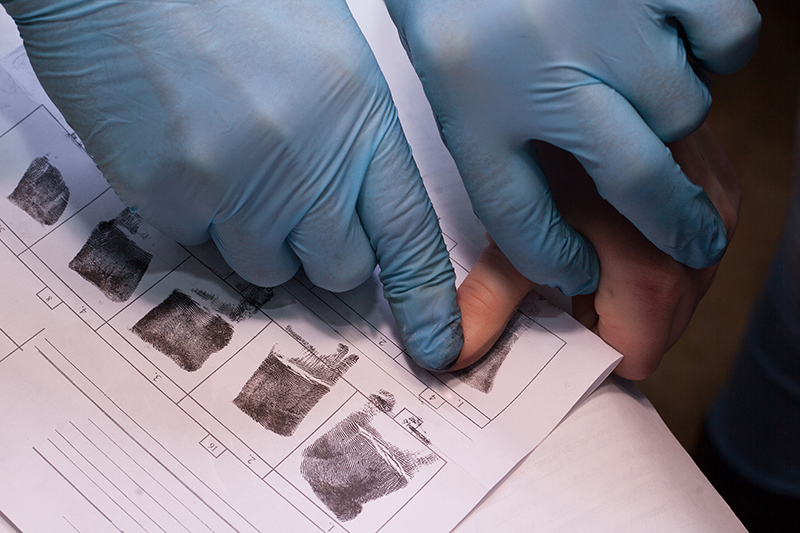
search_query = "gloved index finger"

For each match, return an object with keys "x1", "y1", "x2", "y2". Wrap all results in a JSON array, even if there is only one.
[{"x1": 357, "y1": 114, "x2": 462, "y2": 372}]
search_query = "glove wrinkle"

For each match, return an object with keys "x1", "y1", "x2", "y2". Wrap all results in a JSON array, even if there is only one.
[{"x1": 1, "y1": 0, "x2": 464, "y2": 369}]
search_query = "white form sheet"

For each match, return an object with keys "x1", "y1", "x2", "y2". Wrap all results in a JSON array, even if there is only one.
[{"x1": 0, "y1": 3, "x2": 621, "y2": 532}]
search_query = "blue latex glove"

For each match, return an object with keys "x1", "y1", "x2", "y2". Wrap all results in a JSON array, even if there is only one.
[
  {"x1": 384, "y1": 0, "x2": 760, "y2": 295},
  {"x1": 3, "y1": 0, "x2": 462, "y2": 371}
]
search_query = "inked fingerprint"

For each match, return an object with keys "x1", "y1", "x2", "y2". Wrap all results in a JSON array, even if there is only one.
[
  {"x1": 453, "y1": 312, "x2": 533, "y2": 393},
  {"x1": 234, "y1": 327, "x2": 358, "y2": 436},
  {"x1": 132, "y1": 289, "x2": 233, "y2": 371},
  {"x1": 113, "y1": 208, "x2": 145, "y2": 235},
  {"x1": 69, "y1": 211, "x2": 153, "y2": 302},
  {"x1": 300, "y1": 391, "x2": 438, "y2": 522},
  {"x1": 238, "y1": 284, "x2": 275, "y2": 309},
  {"x1": 8, "y1": 156, "x2": 70, "y2": 226},
  {"x1": 192, "y1": 283, "x2": 273, "y2": 323}
]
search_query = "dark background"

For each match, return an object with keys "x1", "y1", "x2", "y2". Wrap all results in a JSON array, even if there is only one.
[{"x1": 638, "y1": 0, "x2": 800, "y2": 451}]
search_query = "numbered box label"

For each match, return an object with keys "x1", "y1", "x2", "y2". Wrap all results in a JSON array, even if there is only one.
[
  {"x1": 420, "y1": 388, "x2": 445, "y2": 409},
  {"x1": 37, "y1": 287, "x2": 61, "y2": 310},
  {"x1": 200, "y1": 434, "x2": 226, "y2": 458}
]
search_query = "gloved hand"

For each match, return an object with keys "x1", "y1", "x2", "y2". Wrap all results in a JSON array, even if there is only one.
[
  {"x1": 2, "y1": 0, "x2": 462, "y2": 371},
  {"x1": 453, "y1": 124, "x2": 739, "y2": 379},
  {"x1": 384, "y1": 0, "x2": 760, "y2": 295},
  {"x1": 550, "y1": 124, "x2": 740, "y2": 379}
]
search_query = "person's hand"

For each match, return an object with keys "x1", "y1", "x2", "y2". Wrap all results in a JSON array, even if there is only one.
[
  {"x1": 2, "y1": 0, "x2": 462, "y2": 371},
  {"x1": 453, "y1": 124, "x2": 739, "y2": 379},
  {"x1": 546, "y1": 124, "x2": 739, "y2": 379},
  {"x1": 384, "y1": 0, "x2": 758, "y2": 297}
]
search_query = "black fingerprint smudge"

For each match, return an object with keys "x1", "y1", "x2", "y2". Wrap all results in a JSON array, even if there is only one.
[
  {"x1": 237, "y1": 283, "x2": 275, "y2": 309},
  {"x1": 69, "y1": 212, "x2": 153, "y2": 302},
  {"x1": 113, "y1": 208, "x2": 145, "y2": 235},
  {"x1": 131, "y1": 289, "x2": 233, "y2": 372},
  {"x1": 300, "y1": 391, "x2": 438, "y2": 522},
  {"x1": 8, "y1": 156, "x2": 70, "y2": 226},
  {"x1": 234, "y1": 327, "x2": 358, "y2": 437},
  {"x1": 192, "y1": 284, "x2": 274, "y2": 323},
  {"x1": 453, "y1": 312, "x2": 533, "y2": 394}
]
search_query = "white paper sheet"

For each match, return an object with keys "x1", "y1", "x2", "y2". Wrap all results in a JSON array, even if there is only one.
[
  {"x1": 456, "y1": 376, "x2": 745, "y2": 532},
  {"x1": 0, "y1": 5, "x2": 621, "y2": 532}
]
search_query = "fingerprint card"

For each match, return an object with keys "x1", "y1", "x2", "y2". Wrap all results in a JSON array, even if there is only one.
[
  {"x1": 435, "y1": 311, "x2": 566, "y2": 420},
  {"x1": 110, "y1": 256, "x2": 273, "y2": 390},
  {"x1": 277, "y1": 392, "x2": 444, "y2": 532},
  {"x1": 30, "y1": 189, "x2": 189, "y2": 320},
  {"x1": 0, "y1": 107, "x2": 108, "y2": 246},
  {"x1": 190, "y1": 320, "x2": 361, "y2": 465}
]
